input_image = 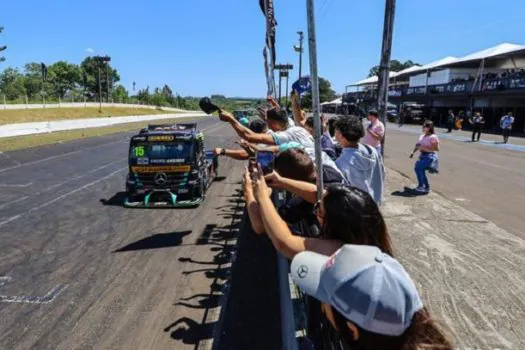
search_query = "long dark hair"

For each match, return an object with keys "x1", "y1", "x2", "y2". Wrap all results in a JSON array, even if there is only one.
[
  {"x1": 331, "y1": 307, "x2": 453, "y2": 350},
  {"x1": 321, "y1": 184, "x2": 393, "y2": 256},
  {"x1": 423, "y1": 120, "x2": 435, "y2": 135}
]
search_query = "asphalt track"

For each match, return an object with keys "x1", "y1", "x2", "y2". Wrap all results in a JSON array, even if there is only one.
[{"x1": 0, "y1": 116, "x2": 248, "y2": 349}]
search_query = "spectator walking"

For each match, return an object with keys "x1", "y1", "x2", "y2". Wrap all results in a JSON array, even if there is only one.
[
  {"x1": 333, "y1": 116, "x2": 384, "y2": 205},
  {"x1": 469, "y1": 112, "x2": 485, "y2": 142},
  {"x1": 500, "y1": 111, "x2": 515, "y2": 143},
  {"x1": 446, "y1": 110, "x2": 455, "y2": 133},
  {"x1": 410, "y1": 121, "x2": 440, "y2": 194},
  {"x1": 362, "y1": 110, "x2": 385, "y2": 155},
  {"x1": 291, "y1": 245, "x2": 452, "y2": 350}
]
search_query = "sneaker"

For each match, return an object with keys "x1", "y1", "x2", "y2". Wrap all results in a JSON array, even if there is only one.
[{"x1": 414, "y1": 186, "x2": 429, "y2": 194}]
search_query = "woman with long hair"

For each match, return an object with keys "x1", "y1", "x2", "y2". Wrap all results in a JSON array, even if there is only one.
[
  {"x1": 291, "y1": 245, "x2": 453, "y2": 350},
  {"x1": 410, "y1": 120, "x2": 440, "y2": 194},
  {"x1": 250, "y1": 165, "x2": 393, "y2": 259}
]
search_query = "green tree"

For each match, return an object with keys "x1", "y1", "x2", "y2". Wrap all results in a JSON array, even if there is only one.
[
  {"x1": 367, "y1": 59, "x2": 419, "y2": 77},
  {"x1": 48, "y1": 61, "x2": 81, "y2": 98},
  {"x1": 0, "y1": 26, "x2": 6, "y2": 63},
  {"x1": 80, "y1": 56, "x2": 120, "y2": 100},
  {"x1": 161, "y1": 84, "x2": 175, "y2": 105},
  {"x1": 0, "y1": 67, "x2": 25, "y2": 100},
  {"x1": 300, "y1": 77, "x2": 337, "y2": 110},
  {"x1": 112, "y1": 84, "x2": 129, "y2": 103},
  {"x1": 22, "y1": 62, "x2": 44, "y2": 99}
]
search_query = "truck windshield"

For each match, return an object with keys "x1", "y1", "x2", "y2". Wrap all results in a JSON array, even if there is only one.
[{"x1": 130, "y1": 142, "x2": 194, "y2": 161}]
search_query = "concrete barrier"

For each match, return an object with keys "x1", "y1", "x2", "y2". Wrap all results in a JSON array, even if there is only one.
[
  {"x1": 0, "y1": 102, "x2": 196, "y2": 112},
  {"x1": 0, "y1": 113, "x2": 207, "y2": 138}
]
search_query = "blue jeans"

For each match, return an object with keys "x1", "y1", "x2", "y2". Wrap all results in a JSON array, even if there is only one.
[{"x1": 415, "y1": 156, "x2": 433, "y2": 189}]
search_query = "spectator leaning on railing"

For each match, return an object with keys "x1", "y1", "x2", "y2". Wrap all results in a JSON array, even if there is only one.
[
  {"x1": 333, "y1": 116, "x2": 385, "y2": 206},
  {"x1": 219, "y1": 108, "x2": 313, "y2": 152},
  {"x1": 290, "y1": 245, "x2": 453, "y2": 349},
  {"x1": 244, "y1": 147, "x2": 345, "y2": 235},
  {"x1": 213, "y1": 119, "x2": 269, "y2": 160},
  {"x1": 248, "y1": 162, "x2": 393, "y2": 259}
]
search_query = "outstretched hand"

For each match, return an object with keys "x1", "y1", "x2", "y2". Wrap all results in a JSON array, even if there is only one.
[
  {"x1": 242, "y1": 167, "x2": 253, "y2": 196},
  {"x1": 219, "y1": 111, "x2": 235, "y2": 123}
]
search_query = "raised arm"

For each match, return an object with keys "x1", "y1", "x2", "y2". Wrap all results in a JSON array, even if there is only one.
[
  {"x1": 291, "y1": 91, "x2": 306, "y2": 127},
  {"x1": 219, "y1": 111, "x2": 276, "y2": 145}
]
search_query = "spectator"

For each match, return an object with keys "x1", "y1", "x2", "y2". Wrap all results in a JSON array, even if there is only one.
[
  {"x1": 245, "y1": 148, "x2": 345, "y2": 235},
  {"x1": 469, "y1": 112, "x2": 485, "y2": 142},
  {"x1": 213, "y1": 120, "x2": 269, "y2": 160},
  {"x1": 361, "y1": 110, "x2": 385, "y2": 155},
  {"x1": 250, "y1": 164, "x2": 394, "y2": 259},
  {"x1": 290, "y1": 245, "x2": 452, "y2": 350},
  {"x1": 304, "y1": 115, "x2": 337, "y2": 160},
  {"x1": 219, "y1": 108, "x2": 313, "y2": 150},
  {"x1": 333, "y1": 116, "x2": 385, "y2": 205},
  {"x1": 410, "y1": 120, "x2": 439, "y2": 194},
  {"x1": 500, "y1": 111, "x2": 515, "y2": 144},
  {"x1": 446, "y1": 110, "x2": 455, "y2": 133}
]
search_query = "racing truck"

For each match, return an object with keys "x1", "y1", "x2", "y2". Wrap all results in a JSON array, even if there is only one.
[{"x1": 124, "y1": 123, "x2": 219, "y2": 208}]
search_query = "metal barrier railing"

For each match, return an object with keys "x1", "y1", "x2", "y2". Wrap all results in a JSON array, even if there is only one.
[{"x1": 272, "y1": 191, "x2": 345, "y2": 350}]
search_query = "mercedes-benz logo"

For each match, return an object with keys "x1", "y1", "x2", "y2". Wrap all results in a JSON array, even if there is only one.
[
  {"x1": 297, "y1": 265, "x2": 308, "y2": 279},
  {"x1": 154, "y1": 172, "x2": 168, "y2": 185}
]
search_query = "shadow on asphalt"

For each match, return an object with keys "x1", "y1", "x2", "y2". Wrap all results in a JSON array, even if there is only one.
[
  {"x1": 165, "y1": 191, "x2": 244, "y2": 349},
  {"x1": 166, "y1": 187, "x2": 281, "y2": 349},
  {"x1": 100, "y1": 191, "x2": 127, "y2": 206},
  {"x1": 113, "y1": 231, "x2": 192, "y2": 252}
]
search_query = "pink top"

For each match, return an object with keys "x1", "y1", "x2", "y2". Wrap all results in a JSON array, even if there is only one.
[
  {"x1": 362, "y1": 120, "x2": 385, "y2": 148},
  {"x1": 418, "y1": 134, "x2": 439, "y2": 151}
]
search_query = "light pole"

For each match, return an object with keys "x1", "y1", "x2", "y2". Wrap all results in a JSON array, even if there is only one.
[
  {"x1": 94, "y1": 56, "x2": 111, "y2": 112},
  {"x1": 294, "y1": 31, "x2": 304, "y2": 80}
]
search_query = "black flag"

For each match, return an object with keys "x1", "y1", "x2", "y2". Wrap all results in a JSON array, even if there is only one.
[{"x1": 41, "y1": 62, "x2": 48, "y2": 82}]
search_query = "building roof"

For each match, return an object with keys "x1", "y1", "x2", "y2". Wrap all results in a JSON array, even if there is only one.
[{"x1": 350, "y1": 42, "x2": 525, "y2": 86}]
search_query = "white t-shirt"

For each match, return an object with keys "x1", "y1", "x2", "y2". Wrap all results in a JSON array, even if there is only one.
[{"x1": 272, "y1": 126, "x2": 314, "y2": 148}]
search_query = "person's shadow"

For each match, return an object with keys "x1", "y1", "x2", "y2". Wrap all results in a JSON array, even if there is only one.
[
  {"x1": 391, "y1": 187, "x2": 419, "y2": 197},
  {"x1": 164, "y1": 317, "x2": 214, "y2": 345}
]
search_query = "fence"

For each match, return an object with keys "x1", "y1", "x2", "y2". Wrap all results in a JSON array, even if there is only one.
[{"x1": 272, "y1": 191, "x2": 345, "y2": 350}]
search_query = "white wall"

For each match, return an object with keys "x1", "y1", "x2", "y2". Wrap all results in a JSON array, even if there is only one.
[{"x1": 0, "y1": 102, "x2": 193, "y2": 112}]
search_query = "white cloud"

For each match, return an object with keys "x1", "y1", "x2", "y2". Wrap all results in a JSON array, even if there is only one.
[{"x1": 85, "y1": 48, "x2": 95, "y2": 54}]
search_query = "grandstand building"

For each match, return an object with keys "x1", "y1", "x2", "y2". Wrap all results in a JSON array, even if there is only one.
[{"x1": 345, "y1": 43, "x2": 525, "y2": 133}]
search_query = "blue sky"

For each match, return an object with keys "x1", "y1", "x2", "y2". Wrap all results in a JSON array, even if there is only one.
[{"x1": 2, "y1": 0, "x2": 525, "y2": 97}]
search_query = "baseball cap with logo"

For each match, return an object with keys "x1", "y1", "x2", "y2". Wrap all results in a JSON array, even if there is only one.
[{"x1": 291, "y1": 245, "x2": 423, "y2": 337}]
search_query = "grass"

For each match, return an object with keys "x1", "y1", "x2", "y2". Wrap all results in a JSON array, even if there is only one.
[
  {"x1": 0, "y1": 106, "x2": 183, "y2": 125},
  {"x1": 0, "y1": 117, "x2": 200, "y2": 152}
]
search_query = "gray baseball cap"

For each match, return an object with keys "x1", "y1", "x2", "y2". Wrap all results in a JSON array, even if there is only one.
[{"x1": 291, "y1": 245, "x2": 423, "y2": 336}]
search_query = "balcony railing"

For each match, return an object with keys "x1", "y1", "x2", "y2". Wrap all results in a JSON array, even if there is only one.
[{"x1": 346, "y1": 76, "x2": 525, "y2": 100}]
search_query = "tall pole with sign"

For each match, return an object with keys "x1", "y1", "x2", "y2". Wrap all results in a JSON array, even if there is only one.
[
  {"x1": 377, "y1": 0, "x2": 396, "y2": 156},
  {"x1": 306, "y1": 0, "x2": 324, "y2": 200}
]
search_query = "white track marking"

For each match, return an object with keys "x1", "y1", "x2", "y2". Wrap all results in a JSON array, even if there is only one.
[
  {"x1": 0, "y1": 167, "x2": 126, "y2": 228},
  {"x1": 0, "y1": 182, "x2": 33, "y2": 188},
  {"x1": 0, "y1": 196, "x2": 29, "y2": 211},
  {"x1": 0, "y1": 138, "x2": 126, "y2": 174}
]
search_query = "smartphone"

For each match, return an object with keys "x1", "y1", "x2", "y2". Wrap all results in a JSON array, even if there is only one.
[
  {"x1": 256, "y1": 151, "x2": 275, "y2": 175},
  {"x1": 248, "y1": 157, "x2": 257, "y2": 173}
]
